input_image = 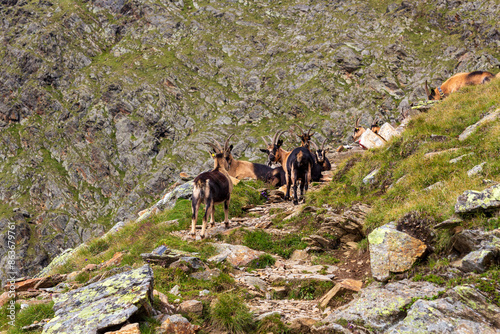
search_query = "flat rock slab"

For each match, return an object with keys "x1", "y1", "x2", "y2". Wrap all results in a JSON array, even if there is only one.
[
  {"x1": 319, "y1": 279, "x2": 362, "y2": 308},
  {"x1": 208, "y1": 243, "x2": 264, "y2": 267},
  {"x1": 42, "y1": 265, "x2": 153, "y2": 334},
  {"x1": 455, "y1": 184, "x2": 500, "y2": 214},
  {"x1": 368, "y1": 222, "x2": 427, "y2": 281},
  {"x1": 324, "y1": 280, "x2": 444, "y2": 331},
  {"x1": 458, "y1": 110, "x2": 499, "y2": 142}
]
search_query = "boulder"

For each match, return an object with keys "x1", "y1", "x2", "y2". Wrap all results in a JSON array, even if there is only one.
[
  {"x1": 362, "y1": 169, "x2": 379, "y2": 185},
  {"x1": 386, "y1": 285, "x2": 500, "y2": 333},
  {"x1": 458, "y1": 249, "x2": 498, "y2": 273},
  {"x1": 105, "y1": 323, "x2": 141, "y2": 334},
  {"x1": 42, "y1": 265, "x2": 154, "y2": 334},
  {"x1": 208, "y1": 243, "x2": 264, "y2": 267},
  {"x1": 467, "y1": 162, "x2": 486, "y2": 177},
  {"x1": 357, "y1": 129, "x2": 385, "y2": 149},
  {"x1": 455, "y1": 184, "x2": 500, "y2": 214},
  {"x1": 368, "y1": 222, "x2": 427, "y2": 281},
  {"x1": 155, "y1": 181, "x2": 194, "y2": 212},
  {"x1": 157, "y1": 314, "x2": 199, "y2": 334},
  {"x1": 179, "y1": 300, "x2": 203, "y2": 316},
  {"x1": 324, "y1": 280, "x2": 444, "y2": 331}
]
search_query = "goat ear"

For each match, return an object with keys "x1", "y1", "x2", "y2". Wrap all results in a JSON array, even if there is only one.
[
  {"x1": 228, "y1": 144, "x2": 233, "y2": 152},
  {"x1": 260, "y1": 148, "x2": 269, "y2": 153},
  {"x1": 277, "y1": 139, "x2": 284, "y2": 147}
]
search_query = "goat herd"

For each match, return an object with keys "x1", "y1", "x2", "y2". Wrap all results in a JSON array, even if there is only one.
[
  {"x1": 189, "y1": 70, "x2": 500, "y2": 238},
  {"x1": 189, "y1": 125, "x2": 331, "y2": 238}
]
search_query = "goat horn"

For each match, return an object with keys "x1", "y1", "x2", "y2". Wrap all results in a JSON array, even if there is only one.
[
  {"x1": 355, "y1": 117, "x2": 360, "y2": 127},
  {"x1": 322, "y1": 138, "x2": 329, "y2": 151},
  {"x1": 307, "y1": 123, "x2": 316, "y2": 136},
  {"x1": 425, "y1": 80, "x2": 430, "y2": 100},
  {"x1": 272, "y1": 130, "x2": 282, "y2": 145},
  {"x1": 213, "y1": 138, "x2": 223, "y2": 152},
  {"x1": 274, "y1": 130, "x2": 285, "y2": 145},
  {"x1": 205, "y1": 142, "x2": 220, "y2": 153},
  {"x1": 310, "y1": 140, "x2": 319, "y2": 150},
  {"x1": 261, "y1": 136, "x2": 270, "y2": 147},
  {"x1": 224, "y1": 133, "x2": 234, "y2": 152}
]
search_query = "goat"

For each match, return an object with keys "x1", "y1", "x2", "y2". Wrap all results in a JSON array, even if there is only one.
[
  {"x1": 310, "y1": 139, "x2": 332, "y2": 181},
  {"x1": 425, "y1": 71, "x2": 495, "y2": 100},
  {"x1": 352, "y1": 117, "x2": 387, "y2": 142},
  {"x1": 260, "y1": 130, "x2": 314, "y2": 205},
  {"x1": 223, "y1": 135, "x2": 286, "y2": 187},
  {"x1": 290, "y1": 124, "x2": 315, "y2": 149},
  {"x1": 190, "y1": 140, "x2": 233, "y2": 239}
]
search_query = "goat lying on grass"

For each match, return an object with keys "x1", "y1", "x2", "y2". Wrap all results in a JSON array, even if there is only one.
[
  {"x1": 223, "y1": 134, "x2": 286, "y2": 187},
  {"x1": 261, "y1": 130, "x2": 314, "y2": 205},
  {"x1": 425, "y1": 71, "x2": 495, "y2": 100},
  {"x1": 190, "y1": 140, "x2": 233, "y2": 239}
]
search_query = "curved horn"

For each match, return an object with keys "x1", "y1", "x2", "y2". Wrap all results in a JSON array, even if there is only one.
[
  {"x1": 310, "y1": 140, "x2": 319, "y2": 150},
  {"x1": 372, "y1": 116, "x2": 379, "y2": 127},
  {"x1": 213, "y1": 138, "x2": 223, "y2": 152},
  {"x1": 205, "y1": 142, "x2": 220, "y2": 153},
  {"x1": 272, "y1": 130, "x2": 282, "y2": 145},
  {"x1": 425, "y1": 80, "x2": 430, "y2": 100},
  {"x1": 355, "y1": 117, "x2": 360, "y2": 127},
  {"x1": 274, "y1": 130, "x2": 285, "y2": 145},
  {"x1": 307, "y1": 123, "x2": 316, "y2": 136},
  {"x1": 261, "y1": 136, "x2": 270, "y2": 147},
  {"x1": 224, "y1": 133, "x2": 234, "y2": 152},
  {"x1": 322, "y1": 138, "x2": 328, "y2": 151}
]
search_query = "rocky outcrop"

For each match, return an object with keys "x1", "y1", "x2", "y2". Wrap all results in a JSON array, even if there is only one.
[{"x1": 42, "y1": 265, "x2": 154, "y2": 334}]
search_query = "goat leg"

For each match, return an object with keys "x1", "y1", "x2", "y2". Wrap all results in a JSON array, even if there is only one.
[
  {"x1": 190, "y1": 198, "x2": 200, "y2": 237},
  {"x1": 201, "y1": 199, "x2": 212, "y2": 239},
  {"x1": 224, "y1": 199, "x2": 230, "y2": 229}
]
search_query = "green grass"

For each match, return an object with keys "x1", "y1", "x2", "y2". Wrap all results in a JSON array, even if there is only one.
[
  {"x1": 240, "y1": 229, "x2": 308, "y2": 259},
  {"x1": 0, "y1": 302, "x2": 54, "y2": 334},
  {"x1": 209, "y1": 293, "x2": 255, "y2": 334},
  {"x1": 306, "y1": 79, "x2": 500, "y2": 242}
]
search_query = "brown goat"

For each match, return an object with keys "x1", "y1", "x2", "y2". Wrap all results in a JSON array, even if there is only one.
[
  {"x1": 223, "y1": 134, "x2": 286, "y2": 187},
  {"x1": 190, "y1": 140, "x2": 233, "y2": 239},
  {"x1": 425, "y1": 71, "x2": 495, "y2": 100},
  {"x1": 353, "y1": 117, "x2": 386, "y2": 142}
]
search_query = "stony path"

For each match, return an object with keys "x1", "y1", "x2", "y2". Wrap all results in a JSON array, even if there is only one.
[{"x1": 170, "y1": 149, "x2": 370, "y2": 324}]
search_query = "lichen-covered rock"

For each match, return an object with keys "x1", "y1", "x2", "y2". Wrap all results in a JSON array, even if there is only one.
[
  {"x1": 362, "y1": 169, "x2": 379, "y2": 185},
  {"x1": 455, "y1": 184, "x2": 500, "y2": 214},
  {"x1": 368, "y1": 222, "x2": 427, "y2": 281},
  {"x1": 42, "y1": 265, "x2": 154, "y2": 334},
  {"x1": 324, "y1": 280, "x2": 444, "y2": 331},
  {"x1": 386, "y1": 285, "x2": 500, "y2": 333}
]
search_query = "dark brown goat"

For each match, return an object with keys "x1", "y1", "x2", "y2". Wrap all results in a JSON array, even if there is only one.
[
  {"x1": 260, "y1": 130, "x2": 314, "y2": 205},
  {"x1": 190, "y1": 140, "x2": 233, "y2": 239},
  {"x1": 310, "y1": 139, "x2": 331, "y2": 181},
  {"x1": 290, "y1": 124, "x2": 315, "y2": 149},
  {"x1": 425, "y1": 71, "x2": 495, "y2": 100}
]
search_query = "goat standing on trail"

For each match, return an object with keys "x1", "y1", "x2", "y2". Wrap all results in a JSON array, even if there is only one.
[
  {"x1": 425, "y1": 71, "x2": 495, "y2": 100},
  {"x1": 223, "y1": 134, "x2": 286, "y2": 187},
  {"x1": 190, "y1": 140, "x2": 233, "y2": 239},
  {"x1": 261, "y1": 130, "x2": 314, "y2": 205},
  {"x1": 310, "y1": 139, "x2": 331, "y2": 182}
]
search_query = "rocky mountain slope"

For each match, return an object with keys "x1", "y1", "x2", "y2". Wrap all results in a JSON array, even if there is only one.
[{"x1": 1, "y1": 0, "x2": 500, "y2": 283}]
